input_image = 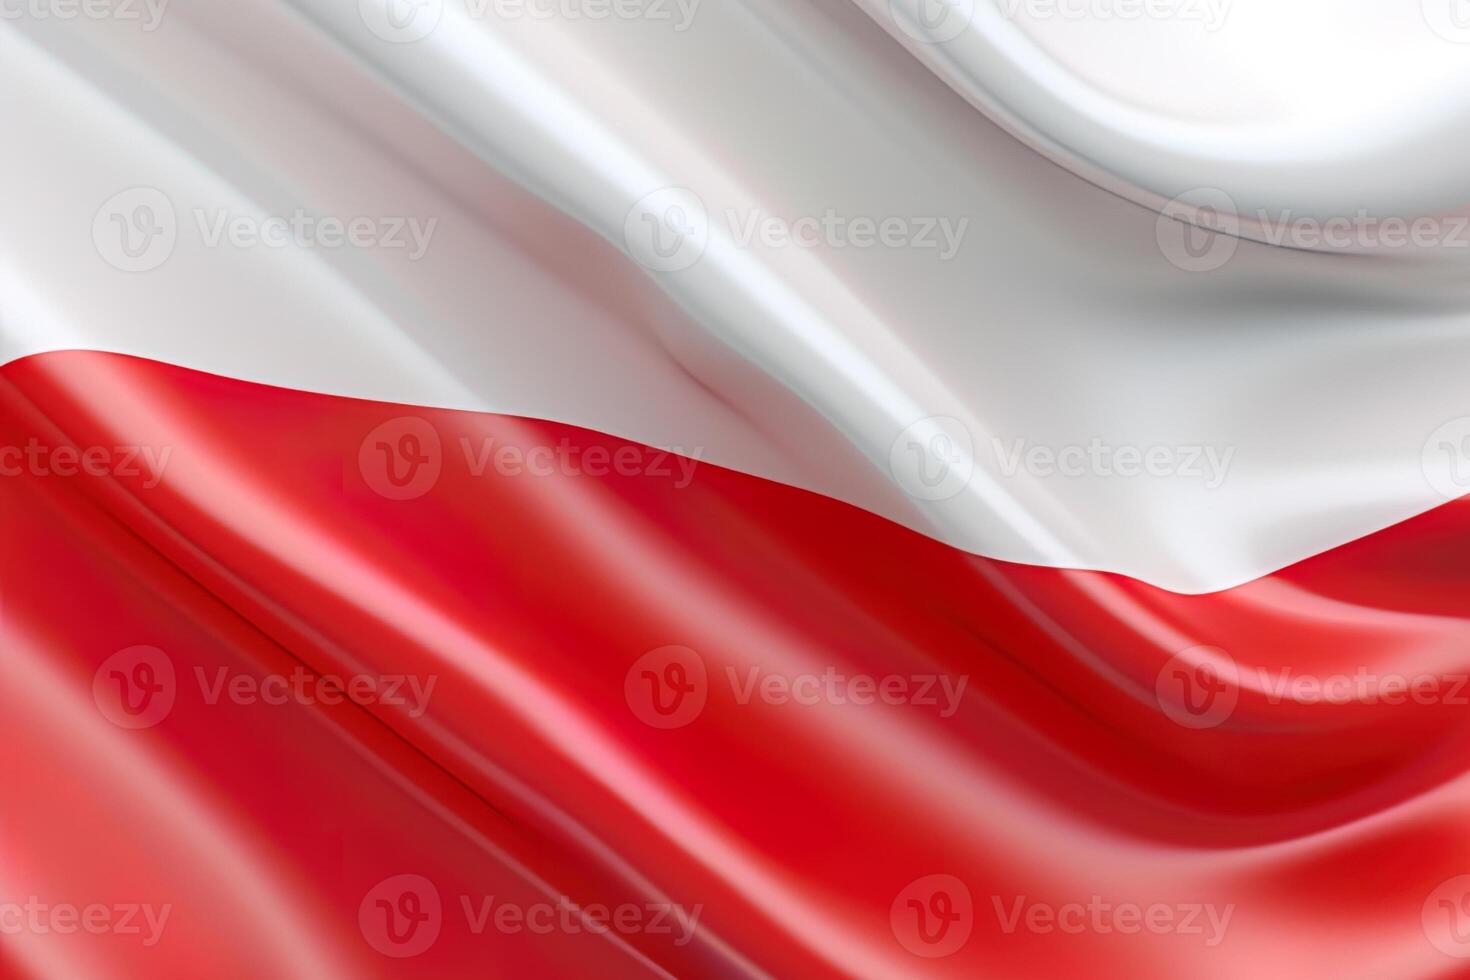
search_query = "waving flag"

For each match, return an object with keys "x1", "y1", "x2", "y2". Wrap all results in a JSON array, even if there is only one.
[{"x1": 5, "y1": 2, "x2": 1470, "y2": 977}]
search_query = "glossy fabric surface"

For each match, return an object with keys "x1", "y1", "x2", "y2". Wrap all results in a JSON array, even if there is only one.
[
  {"x1": 6, "y1": 2, "x2": 1470, "y2": 976},
  {"x1": 7, "y1": 351, "x2": 1470, "y2": 977}
]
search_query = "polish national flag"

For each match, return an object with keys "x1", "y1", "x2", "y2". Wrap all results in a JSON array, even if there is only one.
[{"x1": 4, "y1": 3, "x2": 1470, "y2": 977}]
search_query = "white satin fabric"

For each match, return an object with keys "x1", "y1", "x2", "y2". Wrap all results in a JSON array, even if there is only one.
[{"x1": 2, "y1": 0, "x2": 1469, "y2": 593}]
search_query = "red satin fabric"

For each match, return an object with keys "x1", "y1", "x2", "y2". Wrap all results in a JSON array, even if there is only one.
[{"x1": 4, "y1": 350, "x2": 1470, "y2": 978}]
